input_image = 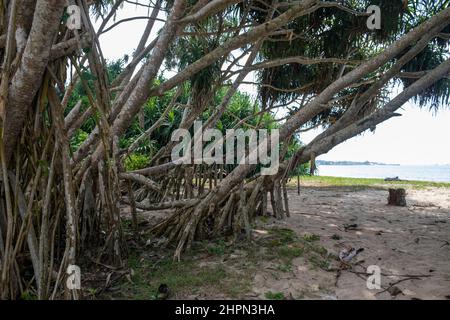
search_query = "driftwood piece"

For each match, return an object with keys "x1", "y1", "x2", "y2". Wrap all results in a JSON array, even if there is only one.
[{"x1": 388, "y1": 188, "x2": 406, "y2": 206}]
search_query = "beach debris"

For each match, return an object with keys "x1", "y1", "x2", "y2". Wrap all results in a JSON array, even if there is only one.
[
  {"x1": 411, "y1": 202, "x2": 437, "y2": 208},
  {"x1": 388, "y1": 188, "x2": 406, "y2": 206},
  {"x1": 343, "y1": 223, "x2": 358, "y2": 231},
  {"x1": 385, "y1": 176, "x2": 401, "y2": 181},
  {"x1": 338, "y1": 247, "x2": 364, "y2": 263}
]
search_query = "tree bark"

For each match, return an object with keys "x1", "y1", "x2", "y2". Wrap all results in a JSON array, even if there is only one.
[{"x1": 4, "y1": 0, "x2": 65, "y2": 165}]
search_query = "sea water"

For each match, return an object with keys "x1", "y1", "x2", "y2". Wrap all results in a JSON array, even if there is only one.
[{"x1": 317, "y1": 165, "x2": 450, "y2": 183}]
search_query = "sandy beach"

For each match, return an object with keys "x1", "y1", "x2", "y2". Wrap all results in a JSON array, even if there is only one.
[
  {"x1": 112, "y1": 181, "x2": 450, "y2": 300},
  {"x1": 249, "y1": 185, "x2": 450, "y2": 300}
]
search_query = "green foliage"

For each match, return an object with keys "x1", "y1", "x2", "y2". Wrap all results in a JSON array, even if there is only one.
[
  {"x1": 285, "y1": 138, "x2": 310, "y2": 175},
  {"x1": 276, "y1": 263, "x2": 293, "y2": 272},
  {"x1": 255, "y1": 226, "x2": 333, "y2": 273},
  {"x1": 252, "y1": 0, "x2": 450, "y2": 127},
  {"x1": 20, "y1": 291, "x2": 37, "y2": 300},
  {"x1": 303, "y1": 233, "x2": 321, "y2": 242},
  {"x1": 65, "y1": 56, "x2": 130, "y2": 136},
  {"x1": 123, "y1": 254, "x2": 228, "y2": 300},
  {"x1": 308, "y1": 255, "x2": 331, "y2": 270},
  {"x1": 297, "y1": 175, "x2": 450, "y2": 189},
  {"x1": 66, "y1": 53, "x2": 305, "y2": 171},
  {"x1": 265, "y1": 291, "x2": 285, "y2": 300},
  {"x1": 70, "y1": 129, "x2": 89, "y2": 152},
  {"x1": 256, "y1": 0, "x2": 406, "y2": 107},
  {"x1": 115, "y1": 248, "x2": 250, "y2": 299},
  {"x1": 124, "y1": 153, "x2": 150, "y2": 171},
  {"x1": 268, "y1": 228, "x2": 297, "y2": 245},
  {"x1": 206, "y1": 239, "x2": 227, "y2": 256},
  {"x1": 279, "y1": 245, "x2": 304, "y2": 259},
  {"x1": 90, "y1": 0, "x2": 117, "y2": 21},
  {"x1": 400, "y1": 44, "x2": 450, "y2": 109}
]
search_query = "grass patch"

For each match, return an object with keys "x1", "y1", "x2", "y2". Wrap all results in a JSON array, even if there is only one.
[
  {"x1": 265, "y1": 291, "x2": 285, "y2": 300},
  {"x1": 294, "y1": 175, "x2": 450, "y2": 189},
  {"x1": 303, "y1": 233, "x2": 320, "y2": 242},
  {"x1": 258, "y1": 216, "x2": 270, "y2": 224},
  {"x1": 109, "y1": 226, "x2": 332, "y2": 299},
  {"x1": 114, "y1": 248, "x2": 248, "y2": 299},
  {"x1": 278, "y1": 245, "x2": 304, "y2": 260},
  {"x1": 254, "y1": 228, "x2": 331, "y2": 271},
  {"x1": 205, "y1": 239, "x2": 227, "y2": 256},
  {"x1": 308, "y1": 254, "x2": 330, "y2": 270},
  {"x1": 20, "y1": 291, "x2": 37, "y2": 300},
  {"x1": 276, "y1": 263, "x2": 292, "y2": 272},
  {"x1": 266, "y1": 228, "x2": 296, "y2": 246}
]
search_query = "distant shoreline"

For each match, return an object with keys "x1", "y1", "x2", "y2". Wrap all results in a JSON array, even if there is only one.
[
  {"x1": 296, "y1": 175, "x2": 450, "y2": 188},
  {"x1": 316, "y1": 160, "x2": 400, "y2": 166},
  {"x1": 315, "y1": 164, "x2": 450, "y2": 183}
]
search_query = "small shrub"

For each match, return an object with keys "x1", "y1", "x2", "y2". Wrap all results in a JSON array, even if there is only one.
[
  {"x1": 276, "y1": 263, "x2": 292, "y2": 272},
  {"x1": 125, "y1": 153, "x2": 150, "y2": 171},
  {"x1": 265, "y1": 291, "x2": 285, "y2": 300},
  {"x1": 308, "y1": 255, "x2": 330, "y2": 270},
  {"x1": 303, "y1": 233, "x2": 320, "y2": 242},
  {"x1": 207, "y1": 239, "x2": 226, "y2": 256},
  {"x1": 269, "y1": 228, "x2": 297, "y2": 244},
  {"x1": 279, "y1": 245, "x2": 303, "y2": 259},
  {"x1": 70, "y1": 129, "x2": 88, "y2": 152},
  {"x1": 20, "y1": 291, "x2": 37, "y2": 300}
]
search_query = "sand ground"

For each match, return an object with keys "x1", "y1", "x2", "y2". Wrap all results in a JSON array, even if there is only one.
[
  {"x1": 116, "y1": 185, "x2": 450, "y2": 300},
  {"x1": 248, "y1": 186, "x2": 450, "y2": 300}
]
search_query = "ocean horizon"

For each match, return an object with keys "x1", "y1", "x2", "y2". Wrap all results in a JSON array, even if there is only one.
[{"x1": 316, "y1": 164, "x2": 450, "y2": 183}]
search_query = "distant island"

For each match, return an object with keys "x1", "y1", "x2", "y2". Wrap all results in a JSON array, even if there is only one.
[{"x1": 317, "y1": 160, "x2": 400, "y2": 166}]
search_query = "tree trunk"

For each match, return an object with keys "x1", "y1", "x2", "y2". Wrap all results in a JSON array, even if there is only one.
[{"x1": 388, "y1": 188, "x2": 407, "y2": 207}]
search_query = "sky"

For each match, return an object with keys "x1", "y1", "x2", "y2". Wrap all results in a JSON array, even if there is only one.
[
  {"x1": 94, "y1": 2, "x2": 450, "y2": 166},
  {"x1": 300, "y1": 104, "x2": 450, "y2": 165}
]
